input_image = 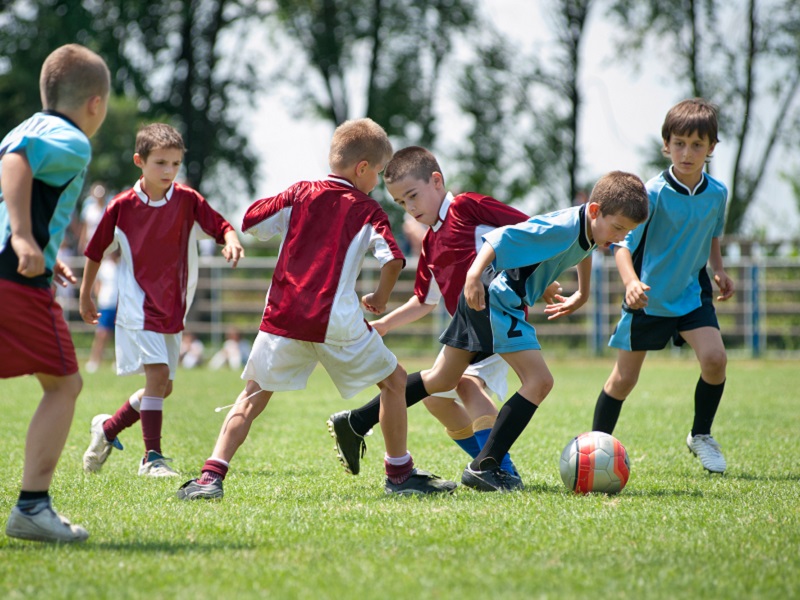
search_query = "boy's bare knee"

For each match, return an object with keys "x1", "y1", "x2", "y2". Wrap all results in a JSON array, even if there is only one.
[{"x1": 701, "y1": 349, "x2": 727, "y2": 375}]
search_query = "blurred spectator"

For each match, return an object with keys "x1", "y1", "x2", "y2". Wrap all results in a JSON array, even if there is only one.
[
  {"x1": 208, "y1": 327, "x2": 251, "y2": 370},
  {"x1": 85, "y1": 250, "x2": 119, "y2": 373},
  {"x1": 180, "y1": 332, "x2": 205, "y2": 369},
  {"x1": 79, "y1": 182, "x2": 108, "y2": 252}
]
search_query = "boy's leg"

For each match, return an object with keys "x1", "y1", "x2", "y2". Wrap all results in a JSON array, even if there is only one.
[
  {"x1": 178, "y1": 381, "x2": 271, "y2": 500},
  {"x1": 462, "y1": 349, "x2": 552, "y2": 492},
  {"x1": 422, "y1": 395, "x2": 481, "y2": 458},
  {"x1": 681, "y1": 327, "x2": 727, "y2": 473},
  {"x1": 138, "y1": 363, "x2": 177, "y2": 477},
  {"x1": 83, "y1": 388, "x2": 141, "y2": 473},
  {"x1": 7, "y1": 372, "x2": 89, "y2": 543},
  {"x1": 592, "y1": 350, "x2": 647, "y2": 434}
]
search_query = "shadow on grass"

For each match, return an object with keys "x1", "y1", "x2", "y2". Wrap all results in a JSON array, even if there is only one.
[
  {"x1": 730, "y1": 471, "x2": 800, "y2": 482},
  {"x1": 2, "y1": 539, "x2": 256, "y2": 552}
]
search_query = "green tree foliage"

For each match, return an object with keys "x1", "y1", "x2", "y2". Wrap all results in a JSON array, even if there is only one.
[
  {"x1": 608, "y1": 0, "x2": 800, "y2": 234},
  {"x1": 0, "y1": 0, "x2": 264, "y2": 211}
]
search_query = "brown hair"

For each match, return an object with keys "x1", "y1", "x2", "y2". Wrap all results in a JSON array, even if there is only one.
[
  {"x1": 383, "y1": 146, "x2": 444, "y2": 186},
  {"x1": 39, "y1": 44, "x2": 110, "y2": 110},
  {"x1": 135, "y1": 123, "x2": 186, "y2": 160},
  {"x1": 328, "y1": 118, "x2": 393, "y2": 171},
  {"x1": 590, "y1": 171, "x2": 649, "y2": 224},
  {"x1": 661, "y1": 98, "x2": 719, "y2": 144}
]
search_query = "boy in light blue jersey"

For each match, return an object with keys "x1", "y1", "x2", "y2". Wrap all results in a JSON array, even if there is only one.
[
  {"x1": 441, "y1": 171, "x2": 649, "y2": 491},
  {"x1": 591, "y1": 98, "x2": 735, "y2": 474}
]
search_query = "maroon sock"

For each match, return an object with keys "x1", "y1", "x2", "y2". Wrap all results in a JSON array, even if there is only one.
[
  {"x1": 140, "y1": 410, "x2": 163, "y2": 454},
  {"x1": 199, "y1": 459, "x2": 229, "y2": 484},
  {"x1": 385, "y1": 455, "x2": 414, "y2": 485},
  {"x1": 103, "y1": 400, "x2": 141, "y2": 441}
]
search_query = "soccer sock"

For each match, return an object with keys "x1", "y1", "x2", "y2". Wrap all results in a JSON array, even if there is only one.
[
  {"x1": 17, "y1": 490, "x2": 50, "y2": 513},
  {"x1": 592, "y1": 389, "x2": 625, "y2": 434},
  {"x1": 691, "y1": 377, "x2": 725, "y2": 436},
  {"x1": 470, "y1": 393, "x2": 537, "y2": 471},
  {"x1": 473, "y1": 414, "x2": 516, "y2": 474},
  {"x1": 103, "y1": 391, "x2": 143, "y2": 441},
  {"x1": 446, "y1": 424, "x2": 481, "y2": 459},
  {"x1": 140, "y1": 396, "x2": 164, "y2": 455},
  {"x1": 199, "y1": 458, "x2": 229, "y2": 484},
  {"x1": 384, "y1": 452, "x2": 414, "y2": 485},
  {"x1": 349, "y1": 372, "x2": 429, "y2": 436}
]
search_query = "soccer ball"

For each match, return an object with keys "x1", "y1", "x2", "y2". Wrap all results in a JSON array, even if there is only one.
[{"x1": 560, "y1": 431, "x2": 630, "y2": 494}]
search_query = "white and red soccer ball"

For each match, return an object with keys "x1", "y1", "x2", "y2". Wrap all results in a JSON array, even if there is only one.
[{"x1": 560, "y1": 431, "x2": 630, "y2": 494}]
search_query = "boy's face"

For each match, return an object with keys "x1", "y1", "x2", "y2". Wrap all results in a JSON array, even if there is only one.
[
  {"x1": 663, "y1": 131, "x2": 716, "y2": 187},
  {"x1": 84, "y1": 93, "x2": 109, "y2": 139},
  {"x1": 133, "y1": 147, "x2": 184, "y2": 199},
  {"x1": 353, "y1": 160, "x2": 386, "y2": 195},
  {"x1": 587, "y1": 202, "x2": 641, "y2": 248},
  {"x1": 386, "y1": 173, "x2": 445, "y2": 227}
]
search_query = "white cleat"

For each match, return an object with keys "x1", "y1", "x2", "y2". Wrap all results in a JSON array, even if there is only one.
[
  {"x1": 6, "y1": 502, "x2": 89, "y2": 543},
  {"x1": 83, "y1": 414, "x2": 122, "y2": 473},
  {"x1": 138, "y1": 451, "x2": 180, "y2": 477},
  {"x1": 686, "y1": 432, "x2": 727, "y2": 473}
]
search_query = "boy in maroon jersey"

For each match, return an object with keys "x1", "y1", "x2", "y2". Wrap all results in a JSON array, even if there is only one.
[
  {"x1": 328, "y1": 146, "x2": 559, "y2": 480},
  {"x1": 80, "y1": 123, "x2": 244, "y2": 477},
  {"x1": 176, "y1": 119, "x2": 456, "y2": 499}
]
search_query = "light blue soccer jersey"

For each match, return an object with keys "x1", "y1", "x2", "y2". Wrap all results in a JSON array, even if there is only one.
[
  {"x1": 615, "y1": 168, "x2": 727, "y2": 317},
  {"x1": 481, "y1": 205, "x2": 595, "y2": 352},
  {"x1": 0, "y1": 111, "x2": 91, "y2": 288}
]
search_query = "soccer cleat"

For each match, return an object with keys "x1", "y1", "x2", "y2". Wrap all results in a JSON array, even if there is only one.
[
  {"x1": 176, "y1": 478, "x2": 224, "y2": 500},
  {"x1": 83, "y1": 413, "x2": 123, "y2": 473},
  {"x1": 686, "y1": 432, "x2": 727, "y2": 473},
  {"x1": 6, "y1": 501, "x2": 89, "y2": 543},
  {"x1": 138, "y1": 450, "x2": 179, "y2": 477},
  {"x1": 384, "y1": 469, "x2": 458, "y2": 495},
  {"x1": 327, "y1": 410, "x2": 370, "y2": 475},
  {"x1": 461, "y1": 458, "x2": 525, "y2": 492}
]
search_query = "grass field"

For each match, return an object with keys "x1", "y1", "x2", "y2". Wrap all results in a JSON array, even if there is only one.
[{"x1": 1, "y1": 357, "x2": 798, "y2": 599}]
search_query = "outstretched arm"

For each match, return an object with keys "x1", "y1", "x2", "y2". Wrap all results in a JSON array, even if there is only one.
[
  {"x1": 371, "y1": 295, "x2": 436, "y2": 336},
  {"x1": 464, "y1": 242, "x2": 496, "y2": 311}
]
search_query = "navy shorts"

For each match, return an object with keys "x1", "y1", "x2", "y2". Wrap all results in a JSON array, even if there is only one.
[
  {"x1": 98, "y1": 306, "x2": 117, "y2": 330},
  {"x1": 609, "y1": 296, "x2": 719, "y2": 352}
]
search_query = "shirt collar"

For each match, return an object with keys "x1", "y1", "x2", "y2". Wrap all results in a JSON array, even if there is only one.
[
  {"x1": 134, "y1": 177, "x2": 174, "y2": 206},
  {"x1": 665, "y1": 166, "x2": 708, "y2": 196},
  {"x1": 431, "y1": 192, "x2": 454, "y2": 232},
  {"x1": 578, "y1": 203, "x2": 593, "y2": 250},
  {"x1": 327, "y1": 174, "x2": 354, "y2": 188}
]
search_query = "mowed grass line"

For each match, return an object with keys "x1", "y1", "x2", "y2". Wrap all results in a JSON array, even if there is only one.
[{"x1": 1, "y1": 358, "x2": 798, "y2": 600}]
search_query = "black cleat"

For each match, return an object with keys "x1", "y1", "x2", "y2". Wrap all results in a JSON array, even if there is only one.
[
  {"x1": 385, "y1": 469, "x2": 458, "y2": 496},
  {"x1": 176, "y1": 478, "x2": 224, "y2": 500},
  {"x1": 327, "y1": 410, "x2": 369, "y2": 475},
  {"x1": 461, "y1": 458, "x2": 524, "y2": 492}
]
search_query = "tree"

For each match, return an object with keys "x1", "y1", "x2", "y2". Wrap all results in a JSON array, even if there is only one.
[{"x1": 608, "y1": 0, "x2": 800, "y2": 234}]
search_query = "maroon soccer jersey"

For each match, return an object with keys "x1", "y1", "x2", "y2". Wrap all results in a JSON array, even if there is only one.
[
  {"x1": 84, "y1": 180, "x2": 234, "y2": 334},
  {"x1": 415, "y1": 192, "x2": 528, "y2": 316},
  {"x1": 242, "y1": 176, "x2": 405, "y2": 345}
]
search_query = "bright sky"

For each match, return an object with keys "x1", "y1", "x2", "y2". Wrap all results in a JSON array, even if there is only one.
[{"x1": 244, "y1": 1, "x2": 797, "y2": 240}]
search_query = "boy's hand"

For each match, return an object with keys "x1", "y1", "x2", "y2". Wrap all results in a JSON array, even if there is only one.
[
  {"x1": 543, "y1": 290, "x2": 587, "y2": 320},
  {"x1": 79, "y1": 294, "x2": 100, "y2": 325},
  {"x1": 52, "y1": 259, "x2": 77, "y2": 287},
  {"x1": 464, "y1": 275, "x2": 485, "y2": 311},
  {"x1": 362, "y1": 293, "x2": 387, "y2": 315},
  {"x1": 714, "y1": 271, "x2": 735, "y2": 301},
  {"x1": 11, "y1": 233, "x2": 45, "y2": 277},
  {"x1": 541, "y1": 280, "x2": 562, "y2": 304},
  {"x1": 624, "y1": 280, "x2": 650, "y2": 310},
  {"x1": 221, "y1": 236, "x2": 245, "y2": 268}
]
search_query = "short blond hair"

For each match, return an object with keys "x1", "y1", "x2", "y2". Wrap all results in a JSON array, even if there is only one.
[
  {"x1": 39, "y1": 44, "x2": 110, "y2": 111},
  {"x1": 135, "y1": 123, "x2": 186, "y2": 160},
  {"x1": 328, "y1": 118, "x2": 393, "y2": 172},
  {"x1": 590, "y1": 171, "x2": 649, "y2": 224}
]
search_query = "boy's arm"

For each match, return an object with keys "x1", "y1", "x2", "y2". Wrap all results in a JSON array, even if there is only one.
[
  {"x1": 79, "y1": 258, "x2": 102, "y2": 324},
  {"x1": 371, "y1": 295, "x2": 437, "y2": 336},
  {"x1": 464, "y1": 242, "x2": 496, "y2": 311},
  {"x1": 221, "y1": 229, "x2": 245, "y2": 268},
  {"x1": 1, "y1": 153, "x2": 44, "y2": 277},
  {"x1": 615, "y1": 246, "x2": 650, "y2": 309},
  {"x1": 543, "y1": 255, "x2": 591, "y2": 320},
  {"x1": 362, "y1": 257, "x2": 403, "y2": 315},
  {"x1": 709, "y1": 237, "x2": 734, "y2": 301}
]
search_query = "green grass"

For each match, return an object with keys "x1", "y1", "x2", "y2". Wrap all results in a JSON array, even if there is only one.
[{"x1": 1, "y1": 357, "x2": 798, "y2": 599}]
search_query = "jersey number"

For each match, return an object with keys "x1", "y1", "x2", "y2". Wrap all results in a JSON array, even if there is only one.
[{"x1": 504, "y1": 312, "x2": 523, "y2": 338}]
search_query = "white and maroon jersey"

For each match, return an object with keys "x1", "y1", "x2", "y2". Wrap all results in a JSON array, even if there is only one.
[
  {"x1": 242, "y1": 175, "x2": 405, "y2": 346},
  {"x1": 85, "y1": 179, "x2": 234, "y2": 334},
  {"x1": 416, "y1": 192, "x2": 528, "y2": 316}
]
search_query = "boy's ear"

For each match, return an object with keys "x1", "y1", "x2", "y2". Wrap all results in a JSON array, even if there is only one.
[
  {"x1": 133, "y1": 153, "x2": 144, "y2": 168},
  {"x1": 587, "y1": 201, "x2": 601, "y2": 218},
  {"x1": 707, "y1": 142, "x2": 717, "y2": 156},
  {"x1": 356, "y1": 159, "x2": 370, "y2": 176}
]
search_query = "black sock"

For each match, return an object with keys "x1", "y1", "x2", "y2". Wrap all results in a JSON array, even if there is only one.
[
  {"x1": 470, "y1": 393, "x2": 537, "y2": 470},
  {"x1": 691, "y1": 377, "x2": 725, "y2": 436},
  {"x1": 349, "y1": 372, "x2": 428, "y2": 436},
  {"x1": 592, "y1": 389, "x2": 625, "y2": 434},
  {"x1": 17, "y1": 490, "x2": 50, "y2": 513}
]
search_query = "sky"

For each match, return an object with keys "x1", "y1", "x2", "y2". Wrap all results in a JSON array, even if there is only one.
[{"x1": 242, "y1": 1, "x2": 798, "y2": 240}]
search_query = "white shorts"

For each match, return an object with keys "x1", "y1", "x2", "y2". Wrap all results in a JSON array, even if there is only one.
[
  {"x1": 115, "y1": 326, "x2": 181, "y2": 379},
  {"x1": 432, "y1": 350, "x2": 509, "y2": 403},
  {"x1": 241, "y1": 329, "x2": 398, "y2": 399}
]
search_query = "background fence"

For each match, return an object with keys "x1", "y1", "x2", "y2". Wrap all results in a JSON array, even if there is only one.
[{"x1": 57, "y1": 240, "x2": 800, "y2": 358}]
